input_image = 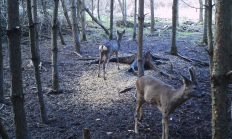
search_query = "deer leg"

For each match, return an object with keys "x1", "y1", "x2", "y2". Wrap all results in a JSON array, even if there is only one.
[
  {"x1": 134, "y1": 99, "x2": 144, "y2": 134},
  {"x1": 103, "y1": 55, "x2": 109, "y2": 80},
  {"x1": 98, "y1": 53, "x2": 103, "y2": 77},
  {"x1": 116, "y1": 52, "x2": 120, "y2": 70},
  {"x1": 162, "y1": 116, "x2": 169, "y2": 139}
]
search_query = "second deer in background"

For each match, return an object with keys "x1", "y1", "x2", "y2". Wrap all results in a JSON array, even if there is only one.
[{"x1": 98, "y1": 30, "x2": 125, "y2": 80}]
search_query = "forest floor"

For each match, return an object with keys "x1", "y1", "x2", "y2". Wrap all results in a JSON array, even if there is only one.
[{"x1": 1, "y1": 18, "x2": 232, "y2": 139}]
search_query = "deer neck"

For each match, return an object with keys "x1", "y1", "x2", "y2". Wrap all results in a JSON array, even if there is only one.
[{"x1": 169, "y1": 85, "x2": 189, "y2": 112}]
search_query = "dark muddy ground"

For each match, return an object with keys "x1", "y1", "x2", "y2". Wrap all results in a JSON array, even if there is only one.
[{"x1": 1, "y1": 18, "x2": 231, "y2": 139}]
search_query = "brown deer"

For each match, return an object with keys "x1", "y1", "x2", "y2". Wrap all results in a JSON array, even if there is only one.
[
  {"x1": 98, "y1": 30, "x2": 125, "y2": 80},
  {"x1": 134, "y1": 67, "x2": 204, "y2": 139}
]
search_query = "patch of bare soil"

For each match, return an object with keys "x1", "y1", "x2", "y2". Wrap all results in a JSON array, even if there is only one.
[{"x1": 1, "y1": 20, "x2": 231, "y2": 139}]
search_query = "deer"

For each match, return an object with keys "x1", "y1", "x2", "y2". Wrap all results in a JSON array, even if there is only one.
[
  {"x1": 98, "y1": 30, "x2": 125, "y2": 80},
  {"x1": 134, "y1": 67, "x2": 205, "y2": 139}
]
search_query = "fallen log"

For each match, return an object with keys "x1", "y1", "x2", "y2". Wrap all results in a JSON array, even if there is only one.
[{"x1": 89, "y1": 51, "x2": 176, "y2": 79}]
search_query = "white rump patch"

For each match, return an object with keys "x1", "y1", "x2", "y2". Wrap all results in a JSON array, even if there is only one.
[{"x1": 99, "y1": 45, "x2": 107, "y2": 51}]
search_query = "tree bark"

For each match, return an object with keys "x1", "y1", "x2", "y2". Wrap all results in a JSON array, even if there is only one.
[
  {"x1": 199, "y1": 0, "x2": 203, "y2": 23},
  {"x1": 0, "y1": 2, "x2": 4, "y2": 104},
  {"x1": 31, "y1": 0, "x2": 41, "y2": 63},
  {"x1": 97, "y1": 0, "x2": 101, "y2": 20},
  {"x1": 132, "y1": 0, "x2": 137, "y2": 40},
  {"x1": 71, "y1": 0, "x2": 81, "y2": 53},
  {"x1": 0, "y1": 118, "x2": 9, "y2": 139},
  {"x1": 81, "y1": 0, "x2": 87, "y2": 41},
  {"x1": 118, "y1": 0, "x2": 127, "y2": 26},
  {"x1": 61, "y1": 0, "x2": 72, "y2": 29},
  {"x1": 51, "y1": 0, "x2": 62, "y2": 93},
  {"x1": 150, "y1": 0, "x2": 155, "y2": 34},
  {"x1": 27, "y1": 0, "x2": 48, "y2": 124},
  {"x1": 76, "y1": 0, "x2": 82, "y2": 23},
  {"x1": 7, "y1": 0, "x2": 30, "y2": 138},
  {"x1": 109, "y1": 0, "x2": 114, "y2": 40},
  {"x1": 137, "y1": 0, "x2": 144, "y2": 77},
  {"x1": 202, "y1": 0, "x2": 208, "y2": 44},
  {"x1": 84, "y1": 8, "x2": 109, "y2": 35},
  {"x1": 170, "y1": 0, "x2": 178, "y2": 55},
  {"x1": 207, "y1": 0, "x2": 213, "y2": 74},
  {"x1": 211, "y1": 0, "x2": 230, "y2": 138}
]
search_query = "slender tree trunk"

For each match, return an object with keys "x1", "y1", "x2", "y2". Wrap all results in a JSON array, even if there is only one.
[
  {"x1": 118, "y1": 0, "x2": 127, "y2": 25},
  {"x1": 199, "y1": 0, "x2": 203, "y2": 23},
  {"x1": 109, "y1": 0, "x2": 114, "y2": 40},
  {"x1": 202, "y1": 0, "x2": 208, "y2": 44},
  {"x1": 31, "y1": 0, "x2": 40, "y2": 63},
  {"x1": 92, "y1": 0, "x2": 94, "y2": 17},
  {"x1": 230, "y1": 1, "x2": 232, "y2": 71},
  {"x1": 170, "y1": 0, "x2": 178, "y2": 55},
  {"x1": 207, "y1": 0, "x2": 213, "y2": 73},
  {"x1": 124, "y1": 0, "x2": 127, "y2": 24},
  {"x1": 7, "y1": 0, "x2": 30, "y2": 138},
  {"x1": 71, "y1": 0, "x2": 81, "y2": 53},
  {"x1": 0, "y1": 118, "x2": 9, "y2": 139},
  {"x1": 61, "y1": 0, "x2": 72, "y2": 29},
  {"x1": 211, "y1": 0, "x2": 230, "y2": 138},
  {"x1": 81, "y1": 0, "x2": 87, "y2": 41},
  {"x1": 41, "y1": 0, "x2": 50, "y2": 23},
  {"x1": 27, "y1": 0, "x2": 48, "y2": 124},
  {"x1": 58, "y1": 25, "x2": 66, "y2": 45},
  {"x1": 137, "y1": 0, "x2": 144, "y2": 77},
  {"x1": 132, "y1": 0, "x2": 137, "y2": 40},
  {"x1": 0, "y1": 1, "x2": 4, "y2": 104},
  {"x1": 51, "y1": 0, "x2": 62, "y2": 93},
  {"x1": 76, "y1": 0, "x2": 81, "y2": 23},
  {"x1": 97, "y1": 0, "x2": 101, "y2": 20},
  {"x1": 150, "y1": 0, "x2": 155, "y2": 34}
]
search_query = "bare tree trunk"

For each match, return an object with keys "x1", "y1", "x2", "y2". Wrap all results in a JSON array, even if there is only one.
[
  {"x1": 0, "y1": 118, "x2": 9, "y2": 139},
  {"x1": 97, "y1": 0, "x2": 101, "y2": 20},
  {"x1": 61, "y1": 0, "x2": 72, "y2": 29},
  {"x1": 31, "y1": 0, "x2": 41, "y2": 63},
  {"x1": 77, "y1": 0, "x2": 81, "y2": 23},
  {"x1": 202, "y1": 0, "x2": 208, "y2": 44},
  {"x1": 92, "y1": 0, "x2": 94, "y2": 17},
  {"x1": 0, "y1": 1, "x2": 4, "y2": 104},
  {"x1": 211, "y1": 0, "x2": 230, "y2": 138},
  {"x1": 118, "y1": 0, "x2": 127, "y2": 25},
  {"x1": 137, "y1": 0, "x2": 144, "y2": 77},
  {"x1": 170, "y1": 0, "x2": 178, "y2": 55},
  {"x1": 71, "y1": 0, "x2": 81, "y2": 53},
  {"x1": 109, "y1": 0, "x2": 114, "y2": 40},
  {"x1": 199, "y1": 0, "x2": 203, "y2": 23},
  {"x1": 51, "y1": 0, "x2": 63, "y2": 93},
  {"x1": 41, "y1": 0, "x2": 50, "y2": 23},
  {"x1": 132, "y1": 0, "x2": 137, "y2": 40},
  {"x1": 150, "y1": 0, "x2": 155, "y2": 34},
  {"x1": 84, "y1": 8, "x2": 109, "y2": 35},
  {"x1": 58, "y1": 25, "x2": 66, "y2": 45},
  {"x1": 81, "y1": 0, "x2": 87, "y2": 41},
  {"x1": 7, "y1": 0, "x2": 30, "y2": 138},
  {"x1": 207, "y1": 0, "x2": 213, "y2": 73},
  {"x1": 27, "y1": 0, "x2": 48, "y2": 124}
]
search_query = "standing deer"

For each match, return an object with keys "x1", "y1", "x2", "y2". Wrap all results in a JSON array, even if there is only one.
[
  {"x1": 134, "y1": 67, "x2": 204, "y2": 139},
  {"x1": 98, "y1": 30, "x2": 125, "y2": 80}
]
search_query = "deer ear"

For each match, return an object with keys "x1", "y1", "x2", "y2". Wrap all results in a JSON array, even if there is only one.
[
  {"x1": 180, "y1": 74, "x2": 191, "y2": 85},
  {"x1": 122, "y1": 30, "x2": 125, "y2": 34},
  {"x1": 117, "y1": 30, "x2": 119, "y2": 34},
  {"x1": 188, "y1": 66, "x2": 196, "y2": 82}
]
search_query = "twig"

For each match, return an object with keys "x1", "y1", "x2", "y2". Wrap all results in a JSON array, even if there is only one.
[
  {"x1": 118, "y1": 87, "x2": 135, "y2": 94},
  {"x1": 73, "y1": 51, "x2": 83, "y2": 58},
  {"x1": 0, "y1": 104, "x2": 5, "y2": 111}
]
